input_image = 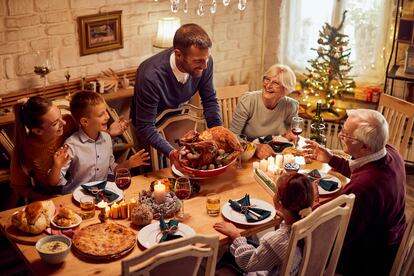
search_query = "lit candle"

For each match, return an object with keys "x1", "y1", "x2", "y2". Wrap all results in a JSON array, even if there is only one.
[
  {"x1": 128, "y1": 198, "x2": 137, "y2": 220},
  {"x1": 275, "y1": 154, "x2": 283, "y2": 169},
  {"x1": 267, "y1": 165, "x2": 276, "y2": 176},
  {"x1": 97, "y1": 200, "x2": 109, "y2": 222},
  {"x1": 284, "y1": 154, "x2": 295, "y2": 165},
  {"x1": 267, "y1": 156, "x2": 275, "y2": 166},
  {"x1": 252, "y1": 161, "x2": 260, "y2": 169},
  {"x1": 259, "y1": 159, "x2": 268, "y2": 172},
  {"x1": 120, "y1": 201, "x2": 128, "y2": 219},
  {"x1": 111, "y1": 202, "x2": 119, "y2": 219},
  {"x1": 153, "y1": 181, "x2": 166, "y2": 204}
]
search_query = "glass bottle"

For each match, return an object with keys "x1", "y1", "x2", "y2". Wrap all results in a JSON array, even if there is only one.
[{"x1": 310, "y1": 102, "x2": 326, "y2": 146}]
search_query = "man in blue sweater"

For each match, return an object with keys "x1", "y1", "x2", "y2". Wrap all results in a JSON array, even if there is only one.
[{"x1": 131, "y1": 23, "x2": 222, "y2": 170}]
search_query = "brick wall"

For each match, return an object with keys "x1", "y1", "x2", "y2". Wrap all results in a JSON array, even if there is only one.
[{"x1": 0, "y1": 0, "x2": 276, "y2": 95}]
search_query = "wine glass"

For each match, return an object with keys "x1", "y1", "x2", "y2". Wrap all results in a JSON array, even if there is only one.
[
  {"x1": 291, "y1": 116, "x2": 304, "y2": 149},
  {"x1": 115, "y1": 168, "x2": 131, "y2": 191},
  {"x1": 174, "y1": 177, "x2": 191, "y2": 221},
  {"x1": 34, "y1": 50, "x2": 52, "y2": 95}
]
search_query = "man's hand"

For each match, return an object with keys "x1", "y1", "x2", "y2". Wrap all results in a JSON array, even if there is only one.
[
  {"x1": 255, "y1": 144, "x2": 274, "y2": 160},
  {"x1": 108, "y1": 116, "x2": 131, "y2": 136},
  {"x1": 213, "y1": 221, "x2": 241, "y2": 240},
  {"x1": 126, "y1": 149, "x2": 150, "y2": 168},
  {"x1": 303, "y1": 139, "x2": 333, "y2": 163},
  {"x1": 169, "y1": 149, "x2": 194, "y2": 176}
]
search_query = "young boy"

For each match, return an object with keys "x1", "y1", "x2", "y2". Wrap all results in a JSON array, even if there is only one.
[{"x1": 54, "y1": 91, "x2": 149, "y2": 194}]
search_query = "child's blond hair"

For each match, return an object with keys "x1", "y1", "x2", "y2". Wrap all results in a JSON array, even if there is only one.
[{"x1": 70, "y1": 91, "x2": 105, "y2": 122}]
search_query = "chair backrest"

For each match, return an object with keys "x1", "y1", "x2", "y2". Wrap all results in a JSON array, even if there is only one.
[
  {"x1": 377, "y1": 93, "x2": 414, "y2": 158},
  {"x1": 390, "y1": 210, "x2": 414, "y2": 276},
  {"x1": 121, "y1": 234, "x2": 219, "y2": 276},
  {"x1": 152, "y1": 103, "x2": 206, "y2": 171},
  {"x1": 215, "y1": 84, "x2": 249, "y2": 128},
  {"x1": 281, "y1": 193, "x2": 355, "y2": 276}
]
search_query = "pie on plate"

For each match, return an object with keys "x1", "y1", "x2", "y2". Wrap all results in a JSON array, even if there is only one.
[{"x1": 72, "y1": 223, "x2": 136, "y2": 259}]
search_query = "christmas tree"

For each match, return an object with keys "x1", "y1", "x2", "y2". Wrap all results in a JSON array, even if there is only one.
[{"x1": 303, "y1": 11, "x2": 355, "y2": 116}]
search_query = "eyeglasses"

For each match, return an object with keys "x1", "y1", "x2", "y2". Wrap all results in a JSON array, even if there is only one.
[
  {"x1": 263, "y1": 76, "x2": 282, "y2": 88},
  {"x1": 338, "y1": 130, "x2": 361, "y2": 144}
]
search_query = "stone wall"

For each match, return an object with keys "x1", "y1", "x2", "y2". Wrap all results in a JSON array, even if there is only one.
[{"x1": 0, "y1": 0, "x2": 276, "y2": 96}]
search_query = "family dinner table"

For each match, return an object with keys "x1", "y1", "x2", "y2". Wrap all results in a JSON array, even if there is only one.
[{"x1": 0, "y1": 158, "x2": 348, "y2": 276}]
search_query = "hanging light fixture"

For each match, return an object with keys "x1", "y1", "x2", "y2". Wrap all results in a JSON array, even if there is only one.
[{"x1": 155, "y1": 0, "x2": 247, "y2": 16}]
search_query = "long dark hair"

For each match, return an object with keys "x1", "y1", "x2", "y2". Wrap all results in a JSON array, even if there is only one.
[{"x1": 13, "y1": 96, "x2": 53, "y2": 160}]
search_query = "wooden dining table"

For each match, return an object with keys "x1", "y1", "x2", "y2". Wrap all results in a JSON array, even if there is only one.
[{"x1": 0, "y1": 158, "x2": 348, "y2": 276}]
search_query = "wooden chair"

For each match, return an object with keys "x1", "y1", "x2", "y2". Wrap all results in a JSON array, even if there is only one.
[
  {"x1": 121, "y1": 234, "x2": 219, "y2": 276},
  {"x1": 151, "y1": 104, "x2": 206, "y2": 171},
  {"x1": 281, "y1": 193, "x2": 355, "y2": 276},
  {"x1": 389, "y1": 210, "x2": 414, "y2": 276},
  {"x1": 216, "y1": 84, "x2": 249, "y2": 128},
  {"x1": 377, "y1": 94, "x2": 414, "y2": 158}
]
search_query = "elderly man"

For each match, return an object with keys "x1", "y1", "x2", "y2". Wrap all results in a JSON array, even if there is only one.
[
  {"x1": 130, "y1": 23, "x2": 222, "y2": 171},
  {"x1": 305, "y1": 109, "x2": 406, "y2": 276}
]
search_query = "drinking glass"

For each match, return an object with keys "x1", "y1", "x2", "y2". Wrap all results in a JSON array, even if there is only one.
[
  {"x1": 115, "y1": 168, "x2": 131, "y2": 191},
  {"x1": 237, "y1": 134, "x2": 248, "y2": 169},
  {"x1": 34, "y1": 50, "x2": 52, "y2": 95},
  {"x1": 80, "y1": 196, "x2": 95, "y2": 219},
  {"x1": 175, "y1": 177, "x2": 191, "y2": 221},
  {"x1": 291, "y1": 116, "x2": 304, "y2": 149},
  {"x1": 206, "y1": 193, "x2": 220, "y2": 216}
]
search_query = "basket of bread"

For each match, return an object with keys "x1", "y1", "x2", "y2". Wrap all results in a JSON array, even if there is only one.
[
  {"x1": 176, "y1": 126, "x2": 243, "y2": 177},
  {"x1": 11, "y1": 200, "x2": 55, "y2": 234}
]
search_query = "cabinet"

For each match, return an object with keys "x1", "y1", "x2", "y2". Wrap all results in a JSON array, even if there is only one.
[{"x1": 384, "y1": 0, "x2": 414, "y2": 102}]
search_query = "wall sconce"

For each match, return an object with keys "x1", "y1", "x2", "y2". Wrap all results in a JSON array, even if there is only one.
[{"x1": 153, "y1": 17, "x2": 181, "y2": 48}]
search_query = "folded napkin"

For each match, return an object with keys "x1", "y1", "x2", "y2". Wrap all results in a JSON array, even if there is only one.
[
  {"x1": 159, "y1": 216, "x2": 183, "y2": 243},
  {"x1": 229, "y1": 194, "x2": 271, "y2": 223},
  {"x1": 307, "y1": 169, "x2": 338, "y2": 191},
  {"x1": 81, "y1": 181, "x2": 119, "y2": 203},
  {"x1": 258, "y1": 135, "x2": 293, "y2": 153}
]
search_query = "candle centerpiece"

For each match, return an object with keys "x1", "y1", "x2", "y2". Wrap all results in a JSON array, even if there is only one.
[{"x1": 153, "y1": 181, "x2": 166, "y2": 204}]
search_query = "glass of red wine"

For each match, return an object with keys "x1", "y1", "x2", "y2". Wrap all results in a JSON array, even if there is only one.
[
  {"x1": 115, "y1": 168, "x2": 131, "y2": 191},
  {"x1": 174, "y1": 177, "x2": 191, "y2": 221},
  {"x1": 291, "y1": 116, "x2": 304, "y2": 149}
]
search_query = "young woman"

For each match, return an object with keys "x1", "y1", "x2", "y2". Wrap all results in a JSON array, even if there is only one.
[
  {"x1": 214, "y1": 173, "x2": 314, "y2": 275},
  {"x1": 11, "y1": 96, "x2": 129, "y2": 202}
]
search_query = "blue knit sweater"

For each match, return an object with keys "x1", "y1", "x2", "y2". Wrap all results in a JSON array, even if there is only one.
[{"x1": 131, "y1": 48, "x2": 222, "y2": 155}]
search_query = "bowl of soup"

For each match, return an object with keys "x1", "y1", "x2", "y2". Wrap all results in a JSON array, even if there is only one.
[{"x1": 35, "y1": 235, "x2": 71, "y2": 264}]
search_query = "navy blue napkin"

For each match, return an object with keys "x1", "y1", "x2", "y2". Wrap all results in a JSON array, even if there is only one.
[
  {"x1": 258, "y1": 135, "x2": 293, "y2": 153},
  {"x1": 81, "y1": 181, "x2": 119, "y2": 203},
  {"x1": 307, "y1": 169, "x2": 338, "y2": 191},
  {"x1": 229, "y1": 194, "x2": 271, "y2": 223}
]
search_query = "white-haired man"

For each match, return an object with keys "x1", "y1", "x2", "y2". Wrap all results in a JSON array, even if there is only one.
[{"x1": 305, "y1": 109, "x2": 407, "y2": 276}]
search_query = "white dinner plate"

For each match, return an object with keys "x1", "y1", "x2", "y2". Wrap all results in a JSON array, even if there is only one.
[
  {"x1": 72, "y1": 181, "x2": 123, "y2": 205},
  {"x1": 137, "y1": 221, "x2": 196, "y2": 248},
  {"x1": 299, "y1": 170, "x2": 342, "y2": 196},
  {"x1": 221, "y1": 198, "x2": 276, "y2": 226},
  {"x1": 171, "y1": 164, "x2": 207, "y2": 180},
  {"x1": 51, "y1": 213, "x2": 82, "y2": 229}
]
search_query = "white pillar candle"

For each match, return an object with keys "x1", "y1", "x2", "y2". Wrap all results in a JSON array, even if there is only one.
[
  {"x1": 252, "y1": 161, "x2": 260, "y2": 169},
  {"x1": 259, "y1": 159, "x2": 268, "y2": 172},
  {"x1": 275, "y1": 154, "x2": 283, "y2": 169},
  {"x1": 267, "y1": 156, "x2": 275, "y2": 167},
  {"x1": 267, "y1": 165, "x2": 276, "y2": 176},
  {"x1": 284, "y1": 154, "x2": 295, "y2": 165},
  {"x1": 153, "y1": 181, "x2": 166, "y2": 204}
]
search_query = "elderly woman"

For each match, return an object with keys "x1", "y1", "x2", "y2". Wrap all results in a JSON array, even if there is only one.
[{"x1": 230, "y1": 64, "x2": 298, "y2": 159}]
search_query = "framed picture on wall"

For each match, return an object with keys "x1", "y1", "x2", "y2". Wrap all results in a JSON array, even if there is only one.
[{"x1": 77, "y1": 11, "x2": 123, "y2": 56}]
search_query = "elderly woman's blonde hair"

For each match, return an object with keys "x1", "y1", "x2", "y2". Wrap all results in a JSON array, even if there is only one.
[
  {"x1": 346, "y1": 109, "x2": 389, "y2": 152},
  {"x1": 264, "y1": 64, "x2": 296, "y2": 94}
]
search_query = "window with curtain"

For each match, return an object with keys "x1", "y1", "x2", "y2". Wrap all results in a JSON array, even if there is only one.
[{"x1": 279, "y1": 0, "x2": 393, "y2": 84}]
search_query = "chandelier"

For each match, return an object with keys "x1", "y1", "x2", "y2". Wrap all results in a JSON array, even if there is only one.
[{"x1": 155, "y1": 0, "x2": 247, "y2": 16}]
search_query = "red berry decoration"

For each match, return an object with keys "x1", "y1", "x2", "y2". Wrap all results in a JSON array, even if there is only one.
[{"x1": 330, "y1": 100, "x2": 335, "y2": 106}]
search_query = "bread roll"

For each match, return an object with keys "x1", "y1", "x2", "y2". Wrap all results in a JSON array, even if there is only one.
[{"x1": 11, "y1": 200, "x2": 56, "y2": 234}]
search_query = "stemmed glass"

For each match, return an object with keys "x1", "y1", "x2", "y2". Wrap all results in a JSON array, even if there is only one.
[
  {"x1": 174, "y1": 177, "x2": 191, "y2": 221},
  {"x1": 34, "y1": 50, "x2": 52, "y2": 95},
  {"x1": 291, "y1": 116, "x2": 304, "y2": 149},
  {"x1": 115, "y1": 168, "x2": 131, "y2": 191}
]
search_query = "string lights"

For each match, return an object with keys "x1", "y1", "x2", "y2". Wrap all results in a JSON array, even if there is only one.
[{"x1": 155, "y1": 0, "x2": 247, "y2": 15}]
